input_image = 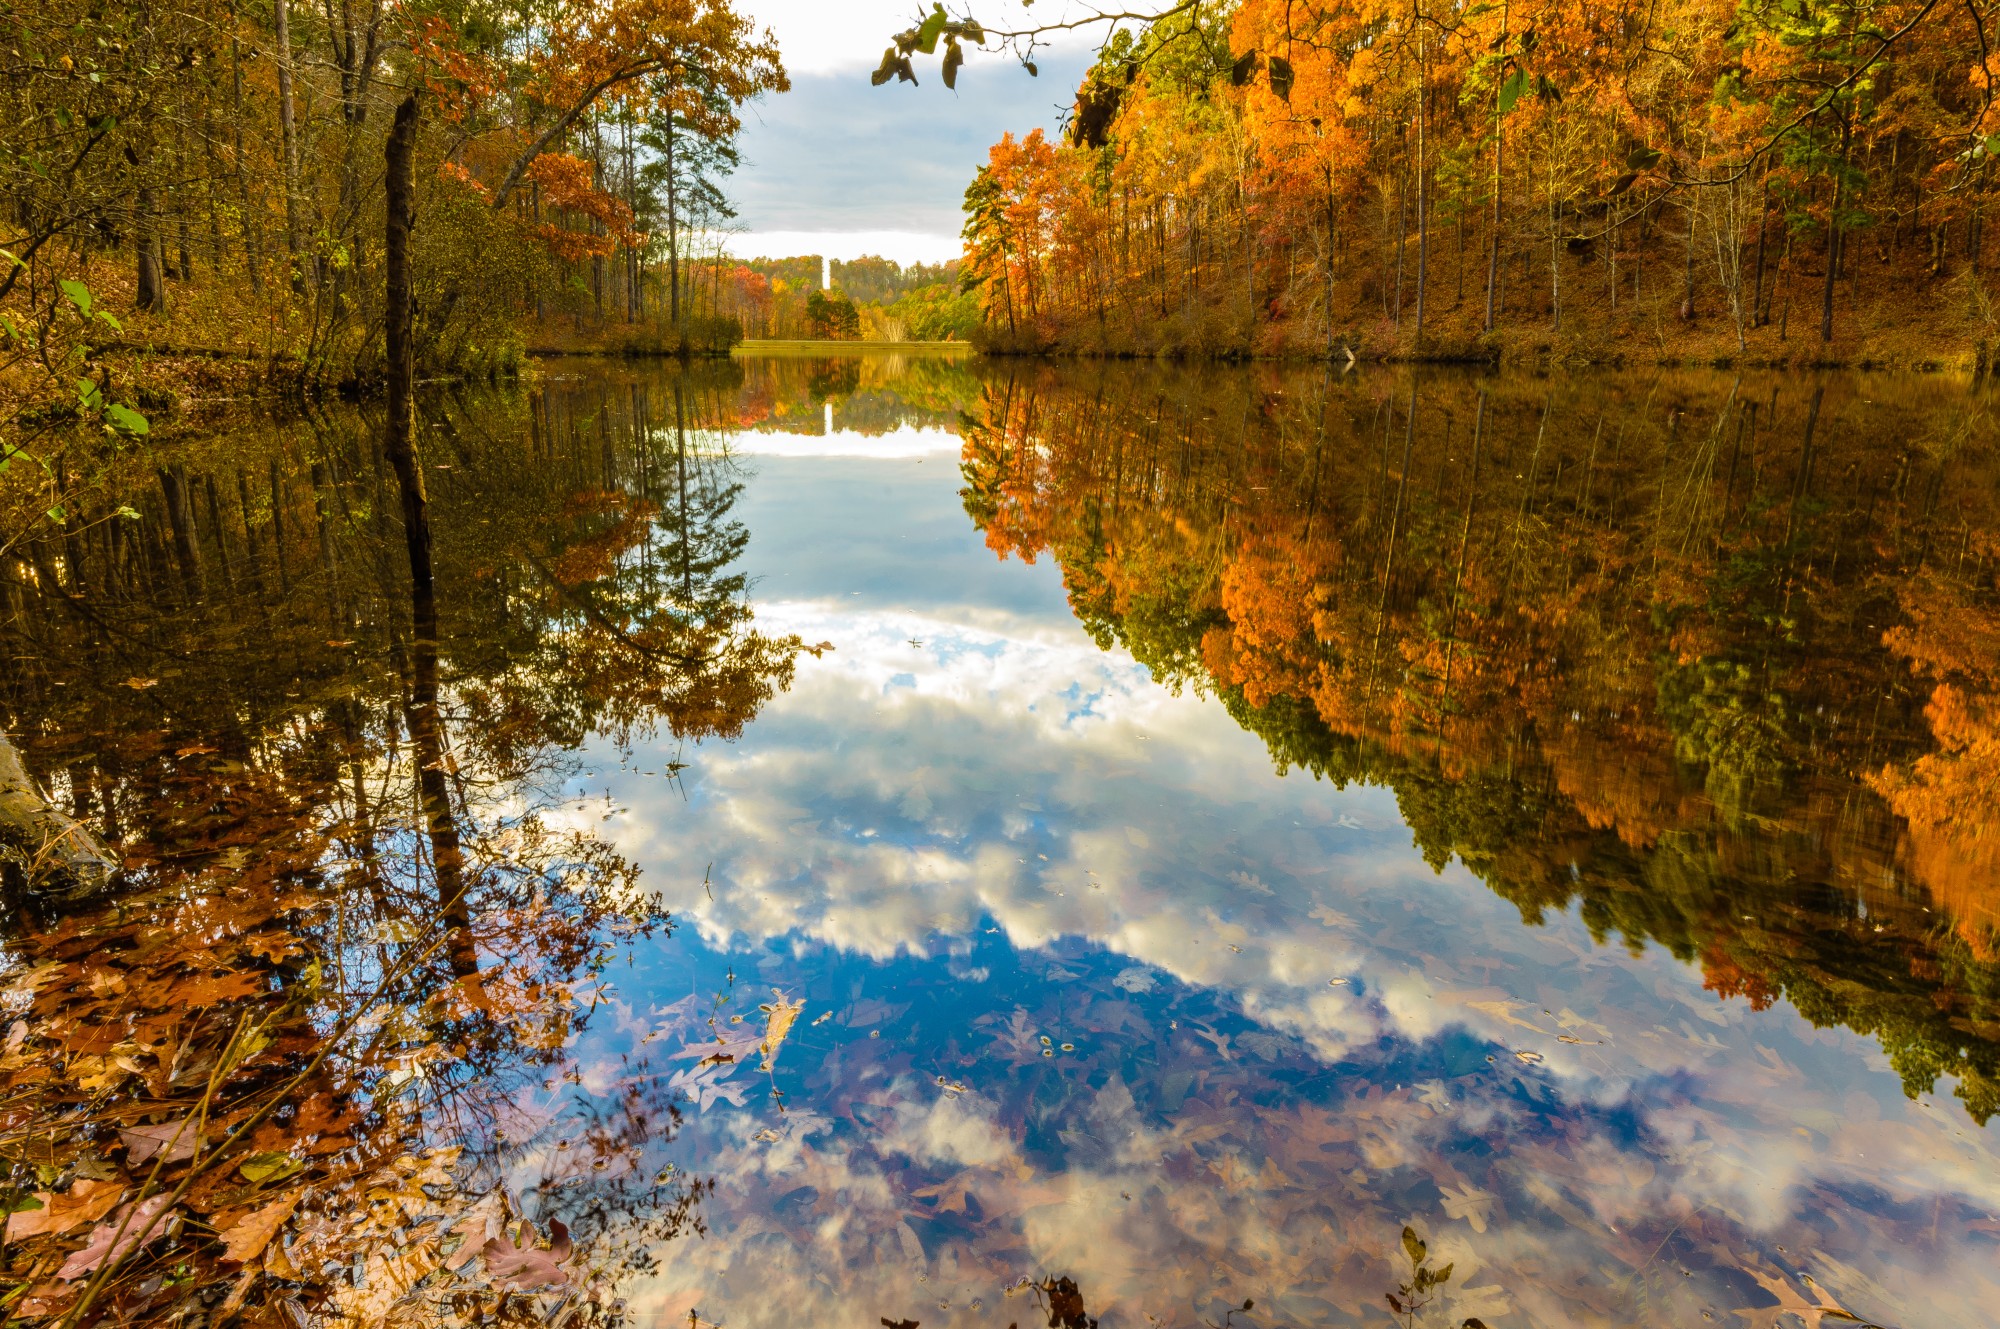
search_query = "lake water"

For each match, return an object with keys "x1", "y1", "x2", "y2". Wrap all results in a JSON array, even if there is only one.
[{"x1": 4, "y1": 353, "x2": 1998, "y2": 1328}]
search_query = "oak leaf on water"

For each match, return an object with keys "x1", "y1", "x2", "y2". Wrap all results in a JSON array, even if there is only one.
[
  {"x1": 56, "y1": 1193, "x2": 174, "y2": 1281},
  {"x1": 121, "y1": 1120, "x2": 201, "y2": 1165},
  {"x1": 218, "y1": 1191, "x2": 302, "y2": 1264},
  {"x1": 758, "y1": 991, "x2": 805, "y2": 1071},
  {"x1": 1, "y1": 1180, "x2": 124, "y2": 1240},
  {"x1": 479, "y1": 1219, "x2": 573, "y2": 1291}
]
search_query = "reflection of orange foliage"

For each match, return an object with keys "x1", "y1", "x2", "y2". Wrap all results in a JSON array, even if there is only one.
[
  {"x1": 1873, "y1": 577, "x2": 2000, "y2": 959},
  {"x1": 1542, "y1": 727, "x2": 1689, "y2": 850},
  {"x1": 548, "y1": 498, "x2": 657, "y2": 587},
  {"x1": 1701, "y1": 943, "x2": 1779, "y2": 1011},
  {"x1": 525, "y1": 153, "x2": 642, "y2": 260},
  {"x1": 1208, "y1": 545, "x2": 1326, "y2": 707}
]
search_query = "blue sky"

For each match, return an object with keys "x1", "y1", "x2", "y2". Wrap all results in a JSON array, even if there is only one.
[{"x1": 728, "y1": 1, "x2": 1091, "y2": 264}]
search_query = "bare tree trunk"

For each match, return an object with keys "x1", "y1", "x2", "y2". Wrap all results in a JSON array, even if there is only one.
[
  {"x1": 229, "y1": 39, "x2": 264, "y2": 292},
  {"x1": 1821, "y1": 110, "x2": 1851, "y2": 345},
  {"x1": 135, "y1": 181, "x2": 165, "y2": 312},
  {"x1": 1412, "y1": 12, "x2": 1429, "y2": 346},
  {"x1": 666, "y1": 111, "x2": 681, "y2": 329},
  {"x1": 385, "y1": 94, "x2": 478, "y2": 979},
  {"x1": 274, "y1": 0, "x2": 305, "y2": 285},
  {"x1": 1483, "y1": 1, "x2": 1509, "y2": 333}
]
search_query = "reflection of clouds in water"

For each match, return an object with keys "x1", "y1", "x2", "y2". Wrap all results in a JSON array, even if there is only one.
[
  {"x1": 581, "y1": 603, "x2": 2000, "y2": 1326},
  {"x1": 595, "y1": 604, "x2": 1692, "y2": 1074},
  {"x1": 606, "y1": 602, "x2": 1394, "y2": 1057},
  {"x1": 621, "y1": 1056, "x2": 1999, "y2": 1328}
]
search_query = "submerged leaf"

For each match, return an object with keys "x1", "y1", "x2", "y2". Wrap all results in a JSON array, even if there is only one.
[
  {"x1": 218, "y1": 1191, "x2": 300, "y2": 1264},
  {"x1": 121, "y1": 1121, "x2": 199, "y2": 1165},
  {"x1": 3, "y1": 1181, "x2": 122, "y2": 1240},
  {"x1": 57, "y1": 1193, "x2": 174, "y2": 1282},
  {"x1": 479, "y1": 1229, "x2": 571, "y2": 1290}
]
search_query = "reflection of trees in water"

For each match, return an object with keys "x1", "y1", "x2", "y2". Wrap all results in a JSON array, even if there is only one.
[
  {"x1": 722, "y1": 354, "x2": 985, "y2": 436},
  {"x1": 963, "y1": 364, "x2": 2000, "y2": 1121},
  {"x1": 0, "y1": 367, "x2": 799, "y2": 1324}
]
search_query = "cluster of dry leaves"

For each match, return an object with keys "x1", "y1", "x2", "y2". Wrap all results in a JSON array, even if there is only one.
[{"x1": 0, "y1": 852, "x2": 629, "y2": 1329}]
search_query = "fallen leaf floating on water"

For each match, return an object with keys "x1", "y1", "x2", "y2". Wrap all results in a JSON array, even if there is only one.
[
  {"x1": 758, "y1": 991, "x2": 805, "y2": 1071},
  {"x1": 120, "y1": 1120, "x2": 200, "y2": 1165},
  {"x1": 1, "y1": 1180, "x2": 124, "y2": 1240},
  {"x1": 218, "y1": 1191, "x2": 301, "y2": 1264},
  {"x1": 237, "y1": 1151, "x2": 304, "y2": 1185},
  {"x1": 57, "y1": 1192, "x2": 174, "y2": 1282},
  {"x1": 122, "y1": 677, "x2": 158, "y2": 690},
  {"x1": 480, "y1": 1220, "x2": 573, "y2": 1291}
]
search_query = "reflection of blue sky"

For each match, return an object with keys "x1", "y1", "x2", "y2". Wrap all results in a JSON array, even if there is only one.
[
  {"x1": 541, "y1": 440, "x2": 2000, "y2": 1327},
  {"x1": 728, "y1": 442, "x2": 1071, "y2": 624}
]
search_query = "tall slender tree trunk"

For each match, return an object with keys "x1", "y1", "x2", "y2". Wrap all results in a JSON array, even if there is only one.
[
  {"x1": 1412, "y1": 12, "x2": 1429, "y2": 345},
  {"x1": 1325, "y1": 178, "x2": 1338, "y2": 358},
  {"x1": 665, "y1": 112, "x2": 681, "y2": 329},
  {"x1": 274, "y1": 0, "x2": 305, "y2": 286},
  {"x1": 384, "y1": 93, "x2": 478, "y2": 980},
  {"x1": 134, "y1": 159, "x2": 165, "y2": 313},
  {"x1": 1750, "y1": 156, "x2": 1772, "y2": 324},
  {"x1": 1483, "y1": 2, "x2": 1509, "y2": 333},
  {"x1": 229, "y1": 40, "x2": 264, "y2": 292},
  {"x1": 1821, "y1": 110, "x2": 1851, "y2": 345}
]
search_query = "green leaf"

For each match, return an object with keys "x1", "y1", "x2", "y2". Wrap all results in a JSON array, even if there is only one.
[
  {"x1": 1402, "y1": 1225, "x2": 1426, "y2": 1266},
  {"x1": 0, "y1": 1191, "x2": 43, "y2": 1217},
  {"x1": 1231, "y1": 50, "x2": 1257, "y2": 87},
  {"x1": 1496, "y1": 69, "x2": 1529, "y2": 113},
  {"x1": 1628, "y1": 145, "x2": 1662, "y2": 170},
  {"x1": 95, "y1": 308, "x2": 123, "y2": 333},
  {"x1": 75, "y1": 377, "x2": 102, "y2": 409},
  {"x1": 916, "y1": 4, "x2": 947, "y2": 54},
  {"x1": 114, "y1": 505, "x2": 141, "y2": 520},
  {"x1": 1609, "y1": 171, "x2": 1639, "y2": 195},
  {"x1": 60, "y1": 279, "x2": 92, "y2": 316},
  {"x1": 0, "y1": 247, "x2": 23, "y2": 270},
  {"x1": 239, "y1": 1152, "x2": 304, "y2": 1184},
  {"x1": 1536, "y1": 73, "x2": 1563, "y2": 102},
  {"x1": 1986, "y1": 134, "x2": 2000, "y2": 158},
  {"x1": 105, "y1": 403, "x2": 150, "y2": 435}
]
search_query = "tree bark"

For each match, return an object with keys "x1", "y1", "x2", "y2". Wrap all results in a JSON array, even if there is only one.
[
  {"x1": 1483, "y1": 2, "x2": 1509, "y2": 333},
  {"x1": 1821, "y1": 110, "x2": 1852, "y2": 345},
  {"x1": 385, "y1": 94, "x2": 478, "y2": 979},
  {"x1": 274, "y1": 0, "x2": 305, "y2": 284},
  {"x1": 0, "y1": 730, "x2": 119, "y2": 902},
  {"x1": 135, "y1": 184, "x2": 165, "y2": 312}
]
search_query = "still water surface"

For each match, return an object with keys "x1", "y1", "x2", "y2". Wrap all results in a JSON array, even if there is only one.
[{"x1": 5, "y1": 354, "x2": 1999, "y2": 1327}]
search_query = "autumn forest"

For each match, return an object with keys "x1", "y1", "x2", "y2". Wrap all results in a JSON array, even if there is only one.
[{"x1": 4, "y1": 0, "x2": 2000, "y2": 1327}]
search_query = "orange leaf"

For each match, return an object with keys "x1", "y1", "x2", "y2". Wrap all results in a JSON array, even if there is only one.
[
  {"x1": 219, "y1": 1191, "x2": 301, "y2": 1265},
  {"x1": 2, "y1": 1180, "x2": 125, "y2": 1240}
]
